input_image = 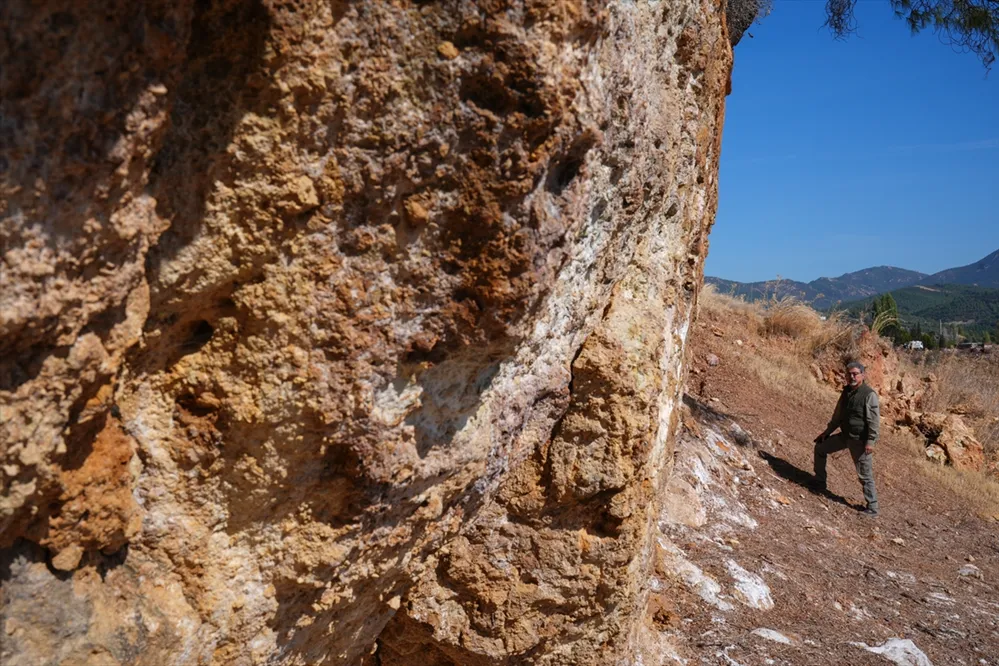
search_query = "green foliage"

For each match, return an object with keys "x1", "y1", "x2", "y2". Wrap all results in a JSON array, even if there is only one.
[
  {"x1": 825, "y1": 0, "x2": 999, "y2": 68},
  {"x1": 871, "y1": 293, "x2": 899, "y2": 320},
  {"x1": 984, "y1": 331, "x2": 992, "y2": 344},
  {"x1": 870, "y1": 293, "x2": 902, "y2": 340},
  {"x1": 870, "y1": 308, "x2": 900, "y2": 337},
  {"x1": 841, "y1": 284, "x2": 1000, "y2": 345}
]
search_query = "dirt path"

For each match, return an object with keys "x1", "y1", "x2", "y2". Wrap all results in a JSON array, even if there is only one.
[{"x1": 651, "y1": 310, "x2": 999, "y2": 665}]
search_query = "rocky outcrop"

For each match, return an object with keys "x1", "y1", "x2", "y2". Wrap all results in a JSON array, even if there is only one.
[
  {"x1": 0, "y1": 1, "x2": 732, "y2": 664},
  {"x1": 882, "y1": 372, "x2": 986, "y2": 471},
  {"x1": 903, "y1": 411, "x2": 986, "y2": 470},
  {"x1": 813, "y1": 327, "x2": 897, "y2": 395}
]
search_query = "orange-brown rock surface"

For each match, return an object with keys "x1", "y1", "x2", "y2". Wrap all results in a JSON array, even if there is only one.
[
  {"x1": 0, "y1": 0, "x2": 732, "y2": 663},
  {"x1": 902, "y1": 410, "x2": 986, "y2": 470},
  {"x1": 813, "y1": 327, "x2": 897, "y2": 395}
]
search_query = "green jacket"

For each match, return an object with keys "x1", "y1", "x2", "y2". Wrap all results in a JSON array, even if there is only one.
[{"x1": 825, "y1": 382, "x2": 880, "y2": 447}]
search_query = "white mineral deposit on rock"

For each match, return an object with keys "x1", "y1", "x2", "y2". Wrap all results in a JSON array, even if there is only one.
[
  {"x1": 659, "y1": 538, "x2": 735, "y2": 612},
  {"x1": 852, "y1": 638, "x2": 934, "y2": 666},
  {"x1": 751, "y1": 628, "x2": 793, "y2": 645},
  {"x1": 958, "y1": 563, "x2": 983, "y2": 579},
  {"x1": 726, "y1": 560, "x2": 774, "y2": 610}
]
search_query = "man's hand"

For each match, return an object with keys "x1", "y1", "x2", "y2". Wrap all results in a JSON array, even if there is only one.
[
  {"x1": 814, "y1": 432, "x2": 827, "y2": 444},
  {"x1": 865, "y1": 444, "x2": 874, "y2": 455}
]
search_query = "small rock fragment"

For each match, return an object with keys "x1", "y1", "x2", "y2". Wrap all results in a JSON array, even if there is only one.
[
  {"x1": 891, "y1": 537, "x2": 905, "y2": 546},
  {"x1": 726, "y1": 560, "x2": 773, "y2": 610},
  {"x1": 958, "y1": 564, "x2": 982, "y2": 580},
  {"x1": 51, "y1": 544, "x2": 84, "y2": 571},
  {"x1": 751, "y1": 628, "x2": 792, "y2": 645},
  {"x1": 852, "y1": 638, "x2": 932, "y2": 666},
  {"x1": 706, "y1": 353, "x2": 720, "y2": 366},
  {"x1": 404, "y1": 198, "x2": 430, "y2": 224},
  {"x1": 437, "y1": 41, "x2": 459, "y2": 59},
  {"x1": 729, "y1": 423, "x2": 751, "y2": 446}
]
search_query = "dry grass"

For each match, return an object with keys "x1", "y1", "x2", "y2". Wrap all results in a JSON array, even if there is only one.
[
  {"x1": 760, "y1": 298, "x2": 856, "y2": 357},
  {"x1": 743, "y1": 351, "x2": 837, "y2": 404},
  {"x1": 761, "y1": 298, "x2": 820, "y2": 338},
  {"x1": 899, "y1": 350, "x2": 1000, "y2": 464},
  {"x1": 805, "y1": 311, "x2": 856, "y2": 356},
  {"x1": 701, "y1": 289, "x2": 855, "y2": 358},
  {"x1": 700, "y1": 290, "x2": 855, "y2": 403},
  {"x1": 895, "y1": 429, "x2": 999, "y2": 520},
  {"x1": 699, "y1": 284, "x2": 762, "y2": 318}
]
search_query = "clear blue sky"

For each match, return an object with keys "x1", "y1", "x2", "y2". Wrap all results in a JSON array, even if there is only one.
[{"x1": 705, "y1": 0, "x2": 999, "y2": 283}]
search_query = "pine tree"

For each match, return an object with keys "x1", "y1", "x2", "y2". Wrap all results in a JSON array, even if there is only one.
[{"x1": 822, "y1": 0, "x2": 999, "y2": 69}]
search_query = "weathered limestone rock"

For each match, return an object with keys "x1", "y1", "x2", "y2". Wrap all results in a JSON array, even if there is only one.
[
  {"x1": 1, "y1": 0, "x2": 732, "y2": 664},
  {"x1": 904, "y1": 411, "x2": 986, "y2": 470}
]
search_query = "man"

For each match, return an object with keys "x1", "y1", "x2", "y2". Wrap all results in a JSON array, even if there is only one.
[{"x1": 812, "y1": 361, "x2": 880, "y2": 516}]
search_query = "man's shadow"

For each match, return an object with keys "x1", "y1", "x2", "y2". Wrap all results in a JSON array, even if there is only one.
[{"x1": 758, "y1": 451, "x2": 865, "y2": 511}]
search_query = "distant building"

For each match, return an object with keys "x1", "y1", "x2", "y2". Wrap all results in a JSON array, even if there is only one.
[{"x1": 903, "y1": 341, "x2": 924, "y2": 350}]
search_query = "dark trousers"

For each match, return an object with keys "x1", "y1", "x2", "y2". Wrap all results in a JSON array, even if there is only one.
[{"x1": 813, "y1": 433, "x2": 879, "y2": 511}]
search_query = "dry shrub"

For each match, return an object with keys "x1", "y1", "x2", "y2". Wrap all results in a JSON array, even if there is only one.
[
  {"x1": 762, "y1": 298, "x2": 821, "y2": 338},
  {"x1": 761, "y1": 298, "x2": 855, "y2": 357},
  {"x1": 806, "y1": 311, "x2": 857, "y2": 357},
  {"x1": 900, "y1": 350, "x2": 1000, "y2": 465},
  {"x1": 894, "y1": 429, "x2": 999, "y2": 520},
  {"x1": 700, "y1": 284, "x2": 761, "y2": 319}
]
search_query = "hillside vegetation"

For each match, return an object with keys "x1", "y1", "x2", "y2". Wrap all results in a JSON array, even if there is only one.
[
  {"x1": 840, "y1": 284, "x2": 999, "y2": 342},
  {"x1": 706, "y1": 267, "x2": 927, "y2": 310},
  {"x1": 706, "y1": 250, "x2": 999, "y2": 312}
]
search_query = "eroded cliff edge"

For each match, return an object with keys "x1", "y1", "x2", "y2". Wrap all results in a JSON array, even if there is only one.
[{"x1": 0, "y1": 1, "x2": 731, "y2": 663}]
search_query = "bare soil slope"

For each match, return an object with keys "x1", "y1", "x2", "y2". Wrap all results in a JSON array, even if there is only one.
[{"x1": 658, "y1": 296, "x2": 999, "y2": 665}]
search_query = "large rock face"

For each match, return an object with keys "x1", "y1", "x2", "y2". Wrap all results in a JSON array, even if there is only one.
[{"x1": 0, "y1": 1, "x2": 731, "y2": 663}]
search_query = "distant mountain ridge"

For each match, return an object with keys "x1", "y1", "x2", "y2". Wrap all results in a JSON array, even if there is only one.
[
  {"x1": 705, "y1": 250, "x2": 998, "y2": 310},
  {"x1": 705, "y1": 267, "x2": 929, "y2": 310},
  {"x1": 918, "y1": 250, "x2": 998, "y2": 288}
]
